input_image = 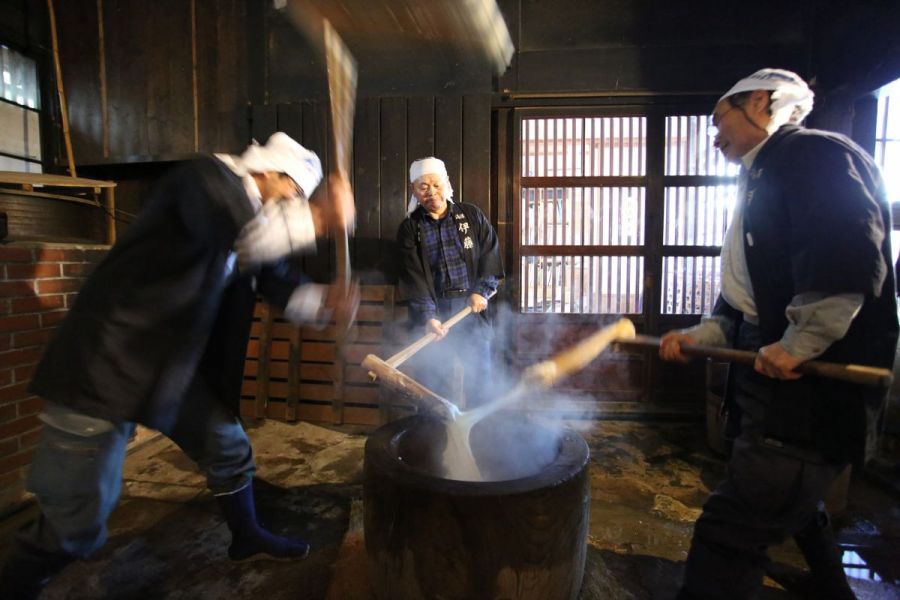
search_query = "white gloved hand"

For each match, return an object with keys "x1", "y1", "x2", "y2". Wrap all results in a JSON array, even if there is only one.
[
  {"x1": 283, "y1": 283, "x2": 329, "y2": 326},
  {"x1": 235, "y1": 196, "x2": 316, "y2": 267}
]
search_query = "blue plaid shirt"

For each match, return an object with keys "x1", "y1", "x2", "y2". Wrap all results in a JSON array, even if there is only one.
[
  {"x1": 422, "y1": 210, "x2": 469, "y2": 294},
  {"x1": 405, "y1": 205, "x2": 500, "y2": 323}
]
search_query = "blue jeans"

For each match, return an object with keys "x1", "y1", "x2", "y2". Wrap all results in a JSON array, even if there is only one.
[{"x1": 20, "y1": 375, "x2": 255, "y2": 560}]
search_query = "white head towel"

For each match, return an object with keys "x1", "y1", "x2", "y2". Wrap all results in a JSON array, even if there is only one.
[
  {"x1": 241, "y1": 132, "x2": 323, "y2": 199},
  {"x1": 407, "y1": 157, "x2": 454, "y2": 215},
  {"x1": 719, "y1": 68, "x2": 814, "y2": 134}
]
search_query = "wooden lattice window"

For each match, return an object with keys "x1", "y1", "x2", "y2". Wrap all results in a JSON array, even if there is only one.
[
  {"x1": 513, "y1": 106, "x2": 738, "y2": 322},
  {"x1": 518, "y1": 114, "x2": 646, "y2": 314}
]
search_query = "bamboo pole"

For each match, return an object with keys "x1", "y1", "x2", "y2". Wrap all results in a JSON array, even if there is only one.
[{"x1": 47, "y1": 0, "x2": 77, "y2": 177}]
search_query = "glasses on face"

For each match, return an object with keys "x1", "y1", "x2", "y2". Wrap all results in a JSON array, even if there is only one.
[{"x1": 706, "y1": 105, "x2": 736, "y2": 137}]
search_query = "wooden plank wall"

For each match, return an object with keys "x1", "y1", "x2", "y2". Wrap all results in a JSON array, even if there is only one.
[
  {"x1": 248, "y1": 95, "x2": 493, "y2": 281},
  {"x1": 52, "y1": 0, "x2": 898, "y2": 169},
  {"x1": 55, "y1": 0, "x2": 249, "y2": 165},
  {"x1": 0, "y1": 0, "x2": 32, "y2": 49},
  {"x1": 239, "y1": 286, "x2": 687, "y2": 424}
]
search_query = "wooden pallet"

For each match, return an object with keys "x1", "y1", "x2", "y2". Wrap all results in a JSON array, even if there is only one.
[{"x1": 239, "y1": 284, "x2": 415, "y2": 426}]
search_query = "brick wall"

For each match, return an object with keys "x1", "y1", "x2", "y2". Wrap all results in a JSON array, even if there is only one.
[{"x1": 0, "y1": 243, "x2": 108, "y2": 514}]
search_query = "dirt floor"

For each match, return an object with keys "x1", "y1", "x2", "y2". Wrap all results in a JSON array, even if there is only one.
[{"x1": 2, "y1": 417, "x2": 899, "y2": 599}]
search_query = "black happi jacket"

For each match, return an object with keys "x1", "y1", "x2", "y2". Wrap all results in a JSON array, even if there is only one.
[
  {"x1": 716, "y1": 125, "x2": 898, "y2": 464},
  {"x1": 397, "y1": 202, "x2": 504, "y2": 326},
  {"x1": 30, "y1": 157, "x2": 307, "y2": 431}
]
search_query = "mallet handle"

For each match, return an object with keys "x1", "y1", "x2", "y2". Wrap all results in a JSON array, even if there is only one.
[
  {"x1": 385, "y1": 305, "x2": 472, "y2": 369},
  {"x1": 617, "y1": 335, "x2": 893, "y2": 388},
  {"x1": 384, "y1": 288, "x2": 498, "y2": 371}
]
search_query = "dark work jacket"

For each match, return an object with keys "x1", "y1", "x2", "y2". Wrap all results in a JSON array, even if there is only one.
[
  {"x1": 30, "y1": 157, "x2": 307, "y2": 432},
  {"x1": 397, "y1": 202, "x2": 504, "y2": 327},
  {"x1": 715, "y1": 125, "x2": 898, "y2": 465}
]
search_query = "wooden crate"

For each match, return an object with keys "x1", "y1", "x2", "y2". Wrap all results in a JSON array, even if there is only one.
[{"x1": 240, "y1": 284, "x2": 416, "y2": 426}]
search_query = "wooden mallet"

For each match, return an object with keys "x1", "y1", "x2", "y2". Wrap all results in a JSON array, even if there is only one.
[
  {"x1": 361, "y1": 353, "x2": 460, "y2": 420},
  {"x1": 522, "y1": 318, "x2": 637, "y2": 388}
]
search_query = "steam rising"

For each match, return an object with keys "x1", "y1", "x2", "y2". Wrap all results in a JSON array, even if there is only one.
[{"x1": 402, "y1": 305, "x2": 633, "y2": 482}]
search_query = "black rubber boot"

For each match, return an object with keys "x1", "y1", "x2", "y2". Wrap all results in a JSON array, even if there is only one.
[
  {"x1": 793, "y1": 505, "x2": 856, "y2": 600},
  {"x1": 215, "y1": 482, "x2": 310, "y2": 562}
]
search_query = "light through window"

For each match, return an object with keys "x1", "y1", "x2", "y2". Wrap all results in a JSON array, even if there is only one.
[
  {"x1": 875, "y1": 78, "x2": 900, "y2": 267},
  {"x1": 662, "y1": 115, "x2": 738, "y2": 314},
  {"x1": 519, "y1": 115, "x2": 646, "y2": 314},
  {"x1": 516, "y1": 110, "x2": 738, "y2": 317},
  {"x1": 875, "y1": 78, "x2": 899, "y2": 203},
  {"x1": 0, "y1": 45, "x2": 42, "y2": 173}
]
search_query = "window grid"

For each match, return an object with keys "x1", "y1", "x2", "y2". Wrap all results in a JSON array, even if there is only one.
[
  {"x1": 661, "y1": 256, "x2": 720, "y2": 315},
  {"x1": 521, "y1": 187, "x2": 645, "y2": 247},
  {"x1": 664, "y1": 115, "x2": 737, "y2": 177},
  {"x1": 661, "y1": 115, "x2": 737, "y2": 314},
  {"x1": 521, "y1": 116, "x2": 646, "y2": 177},
  {"x1": 520, "y1": 256, "x2": 644, "y2": 314},
  {"x1": 663, "y1": 185, "x2": 735, "y2": 247},
  {"x1": 515, "y1": 109, "x2": 739, "y2": 318}
]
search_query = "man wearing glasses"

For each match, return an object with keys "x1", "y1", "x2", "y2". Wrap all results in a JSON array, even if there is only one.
[{"x1": 660, "y1": 69, "x2": 897, "y2": 599}]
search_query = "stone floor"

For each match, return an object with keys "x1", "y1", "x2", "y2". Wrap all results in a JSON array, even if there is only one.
[{"x1": 3, "y1": 417, "x2": 899, "y2": 599}]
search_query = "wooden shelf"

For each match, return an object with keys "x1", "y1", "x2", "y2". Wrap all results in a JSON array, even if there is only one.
[{"x1": 0, "y1": 171, "x2": 116, "y2": 189}]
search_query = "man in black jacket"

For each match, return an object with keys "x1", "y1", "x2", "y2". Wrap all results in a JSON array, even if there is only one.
[
  {"x1": 0, "y1": 132, "x2": 358, "y2": 599},
  {"x1": 660, "y1": 69, "x2": 898, "y2": 599},
  {"x1": 397, "y1": 157, "x2": 504, "y2": 408}
]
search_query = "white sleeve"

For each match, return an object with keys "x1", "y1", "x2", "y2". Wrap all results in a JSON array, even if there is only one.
[
  {"x1": 680, "y1": 316, "x2": 731, "y2": 347},
  {"x1": 781, "y1": 292, "x2": 864, "y2": 360},
  {"x1": 235, "y1": 196, "x2": 317, "y2": 266}
]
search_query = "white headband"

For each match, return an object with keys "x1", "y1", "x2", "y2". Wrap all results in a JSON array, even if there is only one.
[
  {"x1": 241, "y1": 132, "x2": 323, "y2": 199},
  {"x1": 409, "y1": 157, "x2": 447, "y2": 183},
  {"x1": 407, "y1": 157, "x2": 454, "y2": 214},
  {"x1": 719, "y1": 68, "x2": 814, "y2": 134}
]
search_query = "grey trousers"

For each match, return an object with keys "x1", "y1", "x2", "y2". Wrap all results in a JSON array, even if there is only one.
[{"x1": 678, "y1": 323, "x2": 847, "y2": 599}]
